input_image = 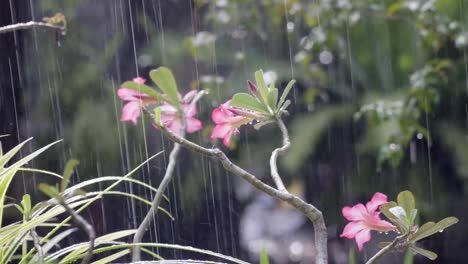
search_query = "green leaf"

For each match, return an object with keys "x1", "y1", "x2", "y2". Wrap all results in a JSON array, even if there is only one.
[
  {"x1": 380, "y1": 202, "x2": 408, "y2": 233},
  {"x1": 120, "y1": 81, "x2": 163, "y2": 101},
  {"x1": 410, "y1": 217, "x2": 459, "y2": 242},
  {"x1": 39, "y1": 183, "x2": 60, "y2": 200},
  {"x1": 397, "y1": 190, "x2": 415, "y2": 217},
  {"x1": 154, "y1": 107, "x2": 163, "y2": 127},
  {"x1": 254, "y1": 70, "x2": 269, "y2": 102},
  {"x1": 91, "y1": 249, "x2": 130, "y2": 264},
  {"x1": 410, "y1": 245, "x2": 438, "y2": 260},
  {"x1": 254, "y1": 120, "x2": 274, "y2": 130},
  {"x1": 278, "y1": 79, "x2": 296, "y2": 109},
  {"x1": 231, "y1": 93, "x2": 268, "y2": 113},
  {"x1": 267, "y1": 87, "x2": 278, "y2": 112},
  {"x1": 260, "y1": 247, "x2": 269, "y2": 264},
  {"x1": 21, "y1": 194, "x2": 31, "y2": 220},
  {"x1": 61, "y1": 159, "x2": 79, "y2": 192},
  {"x1": 150, "y1": 67, "x2": 180, "y2": 107}
]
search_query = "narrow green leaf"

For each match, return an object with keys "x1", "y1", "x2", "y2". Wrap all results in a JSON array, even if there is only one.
[
  {"x1": 39, "y1": 183, "x2": 60, "y2": 199},
  {"x1": 410, "y1": 245, "x2": 438, "y2": 260},
  {"x1": 260, "y1": 247, "x2": 269, "y2": 264},
  {"x1": 120, "y1": 81, "x2": 163, "y2": 101},
  {"x1": 254, "y1": 70, "x2": 269, "y2": 102},
  {"x1": 154, "y1": 107, "x2": 163, "y2": 127},
  {"x1": 410, "y1": 217, "x2": 458, "y2": 242},
  {"x1": 150, "y1": 67, "x2": 180, "y2": 107},
  {"x1": 90, "y1": 249, "x2": 130, "y2": 264},
  {"x1": 61, "y1": 159, "x2": 79, "y2": 192},
  {"x1": 397, "y1": 190, "x2": 415, "y2": 217},
  {"x1": 21, "y1": 194, "x2": 31, "y2": 220},
  {"x1": 254, "y1": 120, "x2": 274, "y2": 130},
  {"x1": 267, "y1": 87, "x2": 278, "y2": 111},
  {"x1": 278, "y1": 79, "x2": 296, "y2": 109},
  {"x1": 231, "y1": 93, "x2": 268, "y2": 113}
]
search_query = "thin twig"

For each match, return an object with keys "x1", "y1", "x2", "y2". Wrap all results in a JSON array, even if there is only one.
[
  {"x1": 30, "y1": 229, "x2": 43, "y2": 261},
  {"x1": 269, "y1": 118, "x2": 289, "y2": 191},
  {"x1": 157, "y1": 124, "x2": 328, "y2": 264},
  {"x1": 59, "y1": 201, "x2": 96, "y2": 264},
  {"x1": 366, "y1": 235, "x2": 404, "y2": 264},
  {"x1": 0, "y1": 21, "x2": 65, "y2": 34},
  {"x1": 132, "y1": 91, "x2": 207, "y2": 261},
  {"x1": 132, "y1": 143, "x2": 181, "y2": 261}
]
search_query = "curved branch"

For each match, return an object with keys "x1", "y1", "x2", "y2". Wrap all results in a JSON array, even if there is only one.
[
  {"x1": 60, "y1": 201, "x2": 95, "y2": 264},
  {"x1": 158, "y1": 125, "x2": 328, "y2": 264},
  {"x1": 269, "y1": 118, "x2": 289, "y2": 191},
  {"x1": 366, "y1": 235, "x2": 403, "y2": 264},
  {"x1": 132, "y1": 143, "x2": 181, "y2": 261},
  {"x1": 0, "y1": 21, "x2": 65, "y2": 34}
]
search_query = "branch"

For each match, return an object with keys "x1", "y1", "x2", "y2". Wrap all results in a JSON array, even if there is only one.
[
  {"x1": 157, "y1": 124, "x2": 328, "y2": 264},
  {"x1": 132, "y1": 91, "x2": 207, "y2": 261},
  {"x1": 59, "y1": 201, "x2": 95, "y2": 264},
  {"x1": 0, "y1": 21, "x2": 66, "y2": 34},
  {"x1": 366, "y1": 235, "x2": 404, "y2": 264},
  {"x1": 132, "y1": 143, "x2": 181, "y2": 261},
  {"x1": 30, "y1": 229, "x2": 43, "y2": 260},
  {"x1": 269, "y1": 118, "x2": 289, "y2": 191}
]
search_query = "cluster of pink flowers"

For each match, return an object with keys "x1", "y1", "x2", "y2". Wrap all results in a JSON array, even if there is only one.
[
  {"x1": 340, "y1": 192, "x2": 396, "y2": 251},
  {"x1": 119, "y1": 77, "x2": 401, "y2": 252},
  {"x1": 118, "y1": 77, "x2": 261, "y2": 146},
  {"x1": 118, "y1": 77, "x2": 202, "y2": 136}
]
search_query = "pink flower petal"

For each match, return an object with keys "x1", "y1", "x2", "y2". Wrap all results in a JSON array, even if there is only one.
[
  {"x1": 212, "y1": 107, "x2": 230, "y2": 124},
  {"x1": 342, "y1": 204, "x2": 366, "y2": 221},
  {"x1": 340, "y1": 221, "x2": 366, "y2": 239},
  {"x1": 133, "y1": 77, "x2": 146, "y2": 84},
  {"x1": 186, "y1": 117, "x2": 202, "y2": 133},
  {"x1": 121, "y1": 101, "x2": 141, "y2": 125},
  {"x1": 166, "y1": 119, "x2": 183, "y2": 136},
  {"x1": 183, "y1": 90, "x2": 198, "y2": 103},
  {"x1": 183, "y1": 103, "x2": 197, "y2": 118},
  {"x1": 366, "y1": 192, "x2": 388, "y2": 213},
  {"x1": 211, "y1": 124, "x2": 232, "y2": 139},
  {"x1": 355, "y1": 229, "x2": 371, "y2": 251},
  {"x1": 223, "y1": 129, "x2": 235, "y2": 147},
  {"x1": 367, "y1": 219, "x2": 396, "y2": 232},
  {"x1": 118, "y1": 88, "x2": 143, "y2": 101}
]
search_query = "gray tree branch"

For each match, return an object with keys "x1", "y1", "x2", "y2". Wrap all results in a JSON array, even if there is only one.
[
  {"x1": 157, "y1": 123, "x2": 328, "y2": 264},
  {"x1": 0, "y1": 21, "x2": 65, "y2": 34}
]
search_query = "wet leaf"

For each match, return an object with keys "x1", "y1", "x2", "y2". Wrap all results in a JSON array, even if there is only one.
[
  {"x1": 410, "y1": 245, "x2": 438, "y2": 260},
  {"x1": 267, "y1": 87, "x2": 278, "y2": 111},
  {"x1": 61, "y1": 159, "x2": 79, "y2": 192},
  {"x1": 254, "y1": 69, "x2": 269, "y2": 103},
  {"x1": 39, "y1": 183, "x2": 60, "y2": 200},
  {"x1": 260, "y1": 247, "x2": 269, "y2": 264},
  {"x1": 277, "y1": 79, "x2": 295, "y2": 110},
  {"x1": 150, "y1": 67, "x2": 180, "y2": 107},
  {"x1": 397, "y1": 190, "x2": 415, "y2": 217},
  {"x1": 154, "y1": 107, "x2": 163, "y2": 127},
  {"x1": 410, "y1": 217, "x2": 459, "y2": 242},
  {"x1": 253, "y1": 120, "x2": 274, "y2": 130},
  {"x1": 231, "y1": 93, "x2": 268, "y2": 113},
  {"x1": 21, "y1": 194, "x2": 31, "y2": 220}
]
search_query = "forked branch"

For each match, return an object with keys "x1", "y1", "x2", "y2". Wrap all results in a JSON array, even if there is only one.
[{"x1": 157, "y1": 122, "x2": 328, "y2": 264}]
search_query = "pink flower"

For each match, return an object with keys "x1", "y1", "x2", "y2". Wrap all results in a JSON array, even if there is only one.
[
  {"x1": 159, "y1": 101, "x2": 202, "y2": 136},
  {"x1": 211, "y1": 100, "x2": 254, "y2": 147},
  {"x1": 118, "y1": 77, "x2": 158, "y2": 125},
  {"x1": 340, "y1": 192, "x2": 396, "y2": 251}
]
